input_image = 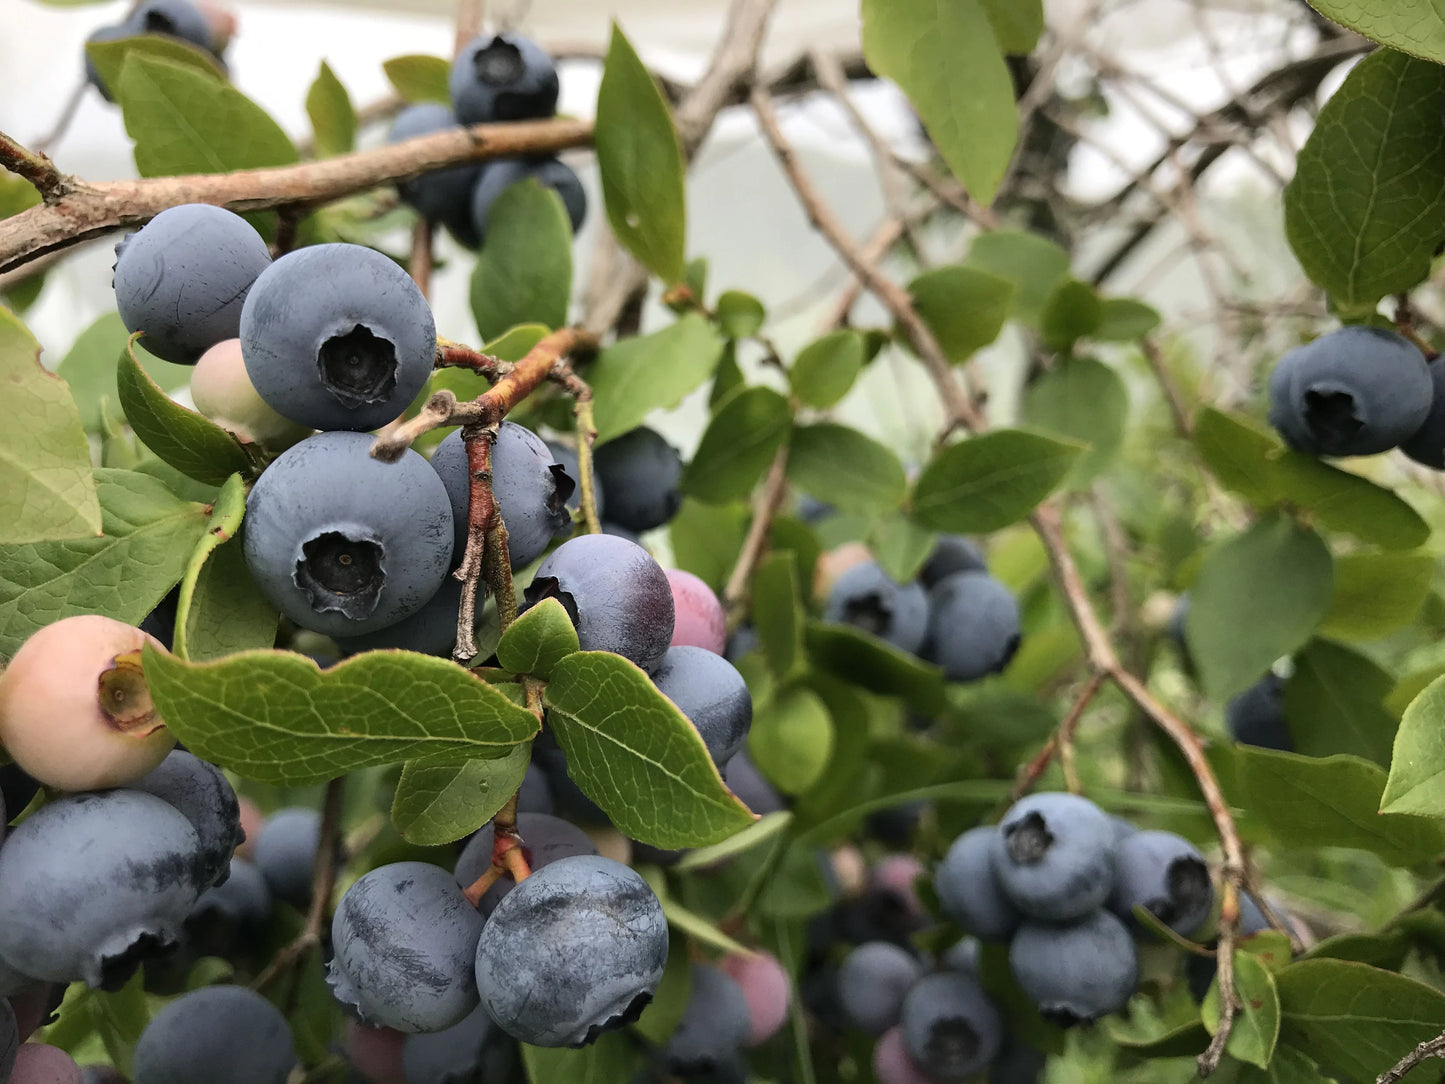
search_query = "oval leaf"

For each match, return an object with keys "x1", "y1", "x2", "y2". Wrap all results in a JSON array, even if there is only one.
[
  {"x1": 392, "y1": 743, "x2": 531, "y2": 846},
  {"x1": 588, "y1": 314, "x2": 725, "y2": 443},
  {"x1": 1304, "y1": 2, "x2": 1445, "y2": 65},
  {"x1": 748, "y1": 686, "x2": 834, "y2": 795},
  {"x1": 1382, "y1": 672, "x2": 1445, "y2": 816},
  {"x1": 382, "y1": 54, "x2": 450, "y2": 103},
  {"x1": 681, "y1": 386, "x2": 792, "y2": 504},
  {"x1": 908, "y1": 265, "x2": 1015, "y2": 361},
  {"x1": 471, "y1": 180, "x2": 573, "y2": 342},
  {"x1": 306, "y1": 60, "x2": 356, "y2": 158},
  {"x1": 86, "y1": 33, "x2": 226, "y2": 98},
  {"x1": 715, "y1": 291, "x2": 765, "y2": 339},
  {"x1": 1020, "y1": 357, "x2": 1128, "y2": 484},
  {"x1": 1284, "y1": 638, "x2": 1397, "y2": 766},
  {"x1": 786, "y1": 423, "x2": 906, "y2": 514},
  {"x1": 496, "y1": 597, "x2": 579, "y2": 678},
  {"x1": 789, "y1": 330, "x2": 865, "y2": 408},
  {"x1": 1202, "y1": 950, "x2": 1280, "y2": 1068},
  {"x1": 752, "y1": 550, "x2": 804, "y2": 679},
  {"x1": 910, "y1": 429, "x2": 1083, "y2": 533},
  {"x1": 805, "y1": 621, "x2": 946, "y2": 714}
]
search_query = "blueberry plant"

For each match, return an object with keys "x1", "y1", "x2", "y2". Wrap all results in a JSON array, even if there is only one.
[{"x1": 9, "y1": 0, "x2": 1445, "y2": 1081}]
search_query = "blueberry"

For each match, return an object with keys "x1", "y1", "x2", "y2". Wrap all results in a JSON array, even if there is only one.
[
  {"x1": 718, "y1": 951, "x2": 790, "y2": 1047},
  {"x1": 1108, "y1": 830, "x2": 1213, "y2": 937},
  {"x1": 899, "y1": 972, "x2": 1003, "y2": 1081},
  {"x1": 112, "y1": 204, "x2": 271, "y2": 365},
  {"x1": 452, "y1": 812, "x2": 598, "y2": 917},
  {"x1": 470, "y1": 157, "x2": 587, "y2": 247},
  {"x1": 836, "y1": 942, "x2": 923, "y2": 1035},
  {"x1": 431, "y1": 424, "x2": 573, "y2": 570},
  {"x1": 822, "y1": 561, "x2": 929, "y2": 655},
  {"x1": 663, "y1": 964, "x2": 751, "y2": 1073},
  {"x1": 1009, "y1": 909, "x2": 1138, "y2": 1026},
  {"x1": 0, "y1": 1000, "x2": 14, "y2": 1084},
  {"x1": 450, "y1": 33, "x2": 559, "y2": 125},
  {"x1": 920, "y1": 536, "x2": 986, "y2": 587},
  {"x1": 545, "y1": 439, "x2": 604, "y2": 521},
  {"x1": 934, "y1": 827, "x2": 1022, "y2": 941},
  {"x1": 124, "y1": 749, "x2": 242, "y2": 890},
  {"x1": 650, "y1": 646, "x2": 752, "y2": 770},
  {"x1": 402, "y1": 1002, "x2": 519, "y2": 1084},
  {"x1": 243, "y1": 432, "x2": 455, "y2": 638},
  {"x1": 1225, "y1": 672, "x2": 1292, "y2": 751},
  {"x1": 1267, "y1": 326, "x2": 1432, "y2": 457},
  {"x1": 11, "y1": 1044, "x2": 81, "y2": 1084},
  {"x1": 123, "y1": 0, "x2": 214, "y2": 51},
  {"x1": 474, "y1": 854, "x2": 667, "y2": 1047},
  {"x1": 239, "y1": 243, "x2": 436, "y2": 432},
  {"x1": 592, "y1": 427, "x2": 684, "y2": 532},
  {"x1": 941, "y1": 938, "x2": 981, "y2": 975},
  {"x1": 523, "y1": 534, "x2": 675, "y2": 672},
  {"x1": 252, "y1": 807, "x2": 321, "y2": 909},
  {"x1": 1167, "y1": 593, "x2": 1190, "y2": 658},
  {"x1": 1110, "y1": 815, "x2": 1140, "y2": 846},
  {"x1": 334, "y1": 577, "x2": 467, "y2": 658},
  {"x1": 666, "y1": 569, "x2": 727, "y2": 655},
  {"x1": 725, "y1": 749, "x2": 784, "y2": 814},
  {"x1": 387, "y1": 103, "x2": 485, "y2": 248},
  {"x1": 0, "y1": 791, "x2": 202, "y2": 988},
  {"x1": 1403, "y1": 359, "x2": 1445, "y2": 468},
  {"x1": 192, "y1": 338, "x2": 311, "y2": 452},
  {"x1": 329, "y1": 862, "x2": 485, "y2": 1033},
  {"x1": 924, "y1": 571, "x2": 1021, "y2": 682},
  {"x1": 873, "y1": 1025, "x2": 938, "y2": 1084},
  {"x1": 188, "y1": 859, "x2": 271, "y2": 956},
  {"x1": 991, "y1": 792, "x2": 1116, "y2": 922},
  {"x1": 133, "y1": 985, "x2": 296, "y2": 1084}
]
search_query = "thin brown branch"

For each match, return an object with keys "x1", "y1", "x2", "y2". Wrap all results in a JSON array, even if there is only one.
[
  {"x1": 1378, "y1": 1033, "x2": 1445, "y2": 1084},
  {"x1": 453, "y1": 425, "x2": 497, "y2": 663},
  {"x1": 1140, "y1": 337, "x2": 1194, "y2": 438},
  {"x1": 722, "y1": 444, "x2": 792, "y2": 624},
  {"x1": 1007, "y1": 673, "x2": 1104, "y2": 804},
  {"x1": 0, "y1": 130, "x2": 69, "y2": 202},
  {"x1": 572, "y1": 397, "x2": 603, "y2": 535},
  {"x1": 410, "y1": 219, "x2": 434, "y2": 298}
]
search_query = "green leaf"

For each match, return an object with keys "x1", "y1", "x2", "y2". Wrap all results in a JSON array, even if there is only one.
[
  {"x1": 392, "y1": 743, "x2": 531, "y2": 846},
  {"x1": 595, "y1": 22, "x2": 687, "y2": 282},
  {"x1": 979, "y1": 0, "x2": 1043, "y2": 53},
  {"x1": 118, "y1": 53, "x2": 299, "y2": 177},
  {"x1": 640, "y1": 868, "x2": 755, "y2": 956},
  {"x1": 1304, "y1": 2, "x2": 1445, "y2": 66},
  {"x1": 1380, "y1": 672, "x2": 1445, "y2": 816},
  {"x1": 183, "y1": 529, "x2": 279, "y2": 661},
  {"x1": 669, "y1": 499, "x2": 750, "y2": 592},
  {"x1": 910, "y1": 429, "x2": 1083, "y2": 533},
  {"x1": 1276, "y1": 959, "x2": 1445, "y2": 1082},
  {"x1": 1284, "y1": 48, "x2": 1445, "y2": 312},
  {"x1": 85, "y1": 33, "x2": 226, "y2": 98},
  {"x1": 522, "y1": 1031, "x2": 640, "y2": 1084},
  {"x1": 907, "y1": 265, "x2": 1015, "y2": 361},
  {"x1": 496, "y1": 597, "x2": 579, "y2": 678},
  {"x1": 544, "y1": 651, "x2": 755, "y2": 847},
  {"x1": 789, "y1": 330, "x2": 866, "y2": 408},
  {"x1": 470, "y1": 180, "x2": 573, "y2": 341},
  {"x1": 1019, "y1": 357, "x2": 1128, "y2": 484},
  {"x1": 0, "y1": 173, "x2": 41, "y2": 219},
  {"x1": 1185, "y1": 514, "x2": 1332, "y2": 703},
  {"x1": 715, "y1": 290, "x2": 766, "y2": 339},
  {"x1": 305, "y1": 60, "x2": 356, "y2": 158},
  {"x1": 1203, "y1": 951, "x2": 1279, "y2": 1068},
  {"x1": 1320, "y1": 551, "x2": 1432, "y2": 640},
  {"x1": 117, "y1": 342, "x2": 255, "y2": 486},
  {"x1": 1094, "y1": 297, "x2": 1161, "y2": 341},
  {"x1": 861, "y1": 0, "x2": 1017, "y2": 204},
  {"x1": 674, "y1": 811, "x2": 792, "y2": 870},
  {"x1": 805, "y1": 621, "x2": 946, "y2": 714},
  {"x1": 681, "y1": 387, "x2": 792, "y2": 504},
  {"x1": 382, "y1": 55, "x2": 451, "y2": 103},
  {"x1": 587, "y1": 315, "x2": 725, "y2": 443},
  {"x1": 1194, "y1": 407, "x2": 1287, "y2": 506},
  {"x1": 868, "y1": 516, "x2": 937, "y2": 583},
  {"x1": 1039, "y1": 278, "x2": 1103, "y2": 351},
  {"x1": 0, "y1": 306, "x2": 100, "y2": 543},
  {"x1": 57, "y1": 313, "x2": 191, "y2": 433},
  {"x1": 786, "y1": 424, "x2": 906, "y2": 514},
  {"x1": 752, "y1": 551, "x2": 804, "y2": 679},
  {"x1": 0, "y1": 470, "x2": 208, "y2": 660},
  {"x1": 143, "y1": 646, "x2": 540, "y2": 785},
  {"x1": 966, "y1": 230, "x2": 1070, "y2": 326},
  {"x1": 171, "y1": 472, "x2": 246, "y2": 661},
  {"x1": 1285, "y1": 639, "x2": 1397, "y2": 766},
  {"x1": 749, "y1": 686, "x2": 833, "y2": 795}
]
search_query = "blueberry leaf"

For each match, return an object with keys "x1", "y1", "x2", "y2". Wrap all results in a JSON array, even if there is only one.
[
  {"x1": 965, "y1": 230, "x2": 1070, "y2": 326},
  {"x1": 1302, "y1": 2, "x2": 1445, "y2": 64},
  {"x1": 910, "y1": 429, "x2": 1083, "y2": 533},
  {"x1": 715, "y1": 290, "x2": 766, "y2": 339},
  {"x1": 805, "y1": 621, "x2": 946, "y2": 714},
  {"x1": 908, "y1": 265, "x2": 1015, "y2": 361},
  {"x1": 381, "y1": 54, "x2": 450, "y2": 103},
  {"x1": 786, "y1": 423, "x2": 906, "y2": 514},
  {"x1": 979, "y1": 0, "x2": 1043, "y2": 53},
  {"x1": 57, "y1": 312, "x2": 191, "y2": 433},
  {"x1": 391, "y1": 743, "x2": 531, "y2": 846},
  {"x1": 1380, "y1": 673, "x2": 1445, "y2": 817},
  {"x1": 171, "y1": 472, "x2": 247, "y2": 661},
  {"x1": 1202, "y1": 950, "x2": 1279, "y2": 1068},
  {"x1": 85, "y1": 33, "x2": 226, "y2": 99},
  {"x1": 1284, "y1": 639, "x2": 1397, "y2": 766},
  {"x1": 789, "y1": 330, "x2": 866, "y2": 408},
  {"x1": 496, "y1": 596, "x2": 579, "y2": 678},
  {"x1": 681, "y1": 387, "x2": 793, "y2": 504},
  {"x1": 470, "y1": 180, "x2": 573, "y2": 341},
  {"x1": 1020, "y1": 357, "x2": 1129, "y2": 484},
  {"x1": 143, "y1": 646, "x2": 540, "y2": 785},
  {"x1": 1320, "y1": 552, "x2": 1433, "y2": 641},
  {"x1": 751, "y1": 550, "x2": 804, "y2": 679},
  {"x1": 181, "y1": 527, "x2": 279, "y2": 661},
  {"x1": 748, "y1": 686, "x2": 834, "y2": 795},
  {"x1": 520, "y1": 1030, "x2": 641, "y2": 1084},
  {"x1": 587, "y1": 314, "x2": 725, "y2": 443},
  {"x1": 305, "y1": 60, "x2": 356, "y2": 158}
]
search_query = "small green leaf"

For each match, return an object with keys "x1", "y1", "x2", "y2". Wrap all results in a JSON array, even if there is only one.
[
  {"x1": 595, "y1": 22, "x2": 687, "y2": 282},
  {"x1": 979, "y1": 0, "x2": 1043, "y2": 53},
  {"x1": 715, "y1": 290, "x2": 766, "y2": 339},
  {"x1": 144, "y1": 646, "x2": 540, "y2": 785},
  {"x1": 392, "y1": 743, "x2": 531, "y2": 846},
  {"x1": 1185, "y1": 515, "x2": 1332, "y2": 703},
  {"x1": 0, "y1": 306, "x2": 100, "y2": 543},
  {"x1": 305, "y1": 60, "x2": 356, "y2": 158},
  {"x1": 861, "y1": 0, "x2": 1017, "y2": 204},
  {"x1": 1285, "y1": 639, "x2": 1397, "y2": 766},
  {"x1": 544, "y1": 651, "x2": 755, "y2": 847},
  {"x1": 587, "y1": 315, "x2": 725, "y2": 443},
  {"x1": 496, "y1": 597, "x2": 579, "y2": 678},
  {"x1": 1039, "y1": 278, "x2": 1103, "y2": 351},
  {"x1": 1194, "y1": 408, "x2": 1282, "y2": 507},
  {"x1": 908, "y1": 265, "x2": 1015, "y2": 361},
  {"x1": 1203, "y1": 951, "x2": 1279, "y2": 1068},
  {"x1": 183, "y1": 530, "x2": 279, "y2": 661},
  {"x1": 749, "y1": 686, "x2": 833, "y2": 795},
  {"x1": 58, "y1": 313, "x2": 191, "y2": 433},
  {"x1": 805, "y1": 621, "x2": 946, "y2": 714},
  {"x1": 681, "y1": 387, "x2": 792, "y2": 504},
  {"x1": 910, "y1": 429, "x2": 1083, "y2": 533},
  {"x1": 1094, "y1": 297, "x2": 1161, "y2": 341},
  {"x1": 1320, "y1": 552, "x2": 1432, "y2": 640},
  {"x1": 117, "y1": 341, "x2": 256, "y2": 486},
  {"x1": 786, "y1": 424, "x2": 906, "y2": 514},
  {"x1": 669, "y1": 499, "x2": 750, "y2": 592},
  {"x1": 0, "y1": 470, "x2": 208, "y2": 660},
  {"x1": 966, "y1": 230, "x2": 1070, "y2": 326},
  {"x1": 1284, "y1": 48, "x2": 1445, "y2": 311},
  {"x1": 172, "y1": 472, "x2": 246, "y2": 660},
  {"x1": 752, "y1": 551, "x2": 804, "y2": 679},
  {"x1": 85, "y1": 33, "x2": 226, "y2": 98},
  {"x1": 674, "y1": 811, "x2": 792, "y2": 870},
  {"x1": 1381, "y1": 672, "x2": 1445, "y2": 816},
  {"x1": 789, "y1": 330, "x2": 866, "y2": 408},
  {"x1": 1020, "y1": 357, "x2": 1128, "y2": 484},
  {"x1": 641, "y1": 868, "x2": 755, "y2": 956},
  {"x1": 382, "y1": 54, "x2": 451, "y2": 103},
  {"x1": 1302, "y1": 3, "x2": 1445, "y2": 73},
  {"x1": 868, "y1": 517, "x2": 937, "y2": 583},
  {"x1": 470, "y1": 180, "x2": 573, "y2": 341}
]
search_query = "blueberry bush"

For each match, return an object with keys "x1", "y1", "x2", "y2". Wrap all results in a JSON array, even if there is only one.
[{"x1": 5, "y1": 0, "x2": 1445, "y2": 1082}]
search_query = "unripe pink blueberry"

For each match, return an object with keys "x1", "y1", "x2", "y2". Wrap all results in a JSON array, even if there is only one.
[
  {"x1": 346, "y1": 1020, "x2": 406, "y2": 1084},
  {"x1": 235, "y1": 795, "x2": 264, "y2": 860},
  {"x1": 0, "y1": 615, "x2": 176, "y2": 791},
  {"x1": 873, "y1": 1026, "x2": 938, "y2": 1084},
  {"x1": 666, "y1": 569, "x2": 727, "y2": 655},
  {"x1": 10, "y1": 1043, "x2": 81, "y2": 1084},
  {"x1": 719, "y1": 951, "x2": 790, "y2": 1046},
  {"x1": 191, "y1": 338, "x2": 311, "y2": 451}
]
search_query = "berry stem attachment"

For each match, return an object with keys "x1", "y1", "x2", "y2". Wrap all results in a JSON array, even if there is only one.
[{"x1": 0, "y1": 129, "x2": 68, "y2": 202}]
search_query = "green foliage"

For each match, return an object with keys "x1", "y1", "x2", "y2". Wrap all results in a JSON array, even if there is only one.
[
  {"x1": 587, "y1": 314, "x2": 724, "y2": 442},
  {"x1": 1284, "y1": 639, "x2": 1397, "y2": 766},
  {"x1": 910, "y1": 429, "x2": 1083, "y2": 532},
  {"x1": 495, "y1": 597, "x2": 579, "y2": 678},
  {"x1": 752, "y1": 551, "x2": 805, "y2": 679},
  {"x1": 391, "y1": 744, "x2": 531, "y2": 845},
  {"x1": 786, "y1": 424, "x2": 906, "y2": 514},
  {"x1": 749, "y1": 685, "x2": 834, "y2": 794},
  {"x1": 1203, "y1": 951, "x2": 1279, "y2": 1068},
  {"x1": 471, "y1": 180, "x2": 574, "y2": 340},
  {"x1": 908, "y1": 265, "x2": 1015, "y2": 360},
  {"x1": 85, "y1": 34, "x2": 226, "y2": 97},
  {"x1": 381, "y1": 54, "x2": 450, "y2": 102},
  {"x1": 715, "y1": 290, "x2": 766, "y2": 339},
  {"x1": 1304, "y1": 2, "x2": 1445, "y2": 63},
  {"x1": 1020, "y1": 357, "x2": 1129, "y2": 484},
  {"x1": 789, "y1": 330, "x2": 866, "y2": 407},
  {"x1": 305, "y1": 61, "x2": 356, "y2": 158},
  {"x1": 681, "y1": 386, "x2": 792, "y2": 503}
]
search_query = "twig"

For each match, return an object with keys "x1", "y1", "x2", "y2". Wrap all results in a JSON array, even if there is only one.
[
  {"x1": 453, "y1": 424, "x2": 497, "y2": 663},
  {"x1": 572, "y1": 397, "x2": 602, "y2": 535},
  {"x1": 1140, "y1": 337, "x2": 1194, "y2": 437},
  {"x1": 0, "y1": 131, "x2": 69, "y2": 202},
  {"x1": 410, "y1": 219, "x2": 434, "y2": 298},
  {"x1": 1378, "y1": 1034, "x2": 1445, "y2": 1084},
  {"x1": 1006, "y1": 673, "x2": 1104, "y2": 804},
  {"x1": 722, "y1": 444, "x2": 792, "y2": 623}
]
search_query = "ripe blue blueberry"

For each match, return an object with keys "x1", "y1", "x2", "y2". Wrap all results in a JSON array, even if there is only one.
[
  {"x1": 474, "y1": 854, "x2": 667, "y2": 1047},
  {"x1": 524, "y1": 534, "x2": 675, "y2": 672},
  {"x1": 920, "y1": 535, "x2": 986, "y2": 587},
  {"x1": 124, "y1": 749, "x2": 242, "y2": 890},
  {"x1": 924, "y1": 571, "x2": 1021, "y2": 682},
  {"x1": 663, "y1": 964, "x2": 752, "y2": 1073},
  {"x1": 450, "y1": 34, "x2": 559, "y2": 125},
  {"x1": 470, "y1": 157, "x2": 587, "y2": 247},
  {"x1": 133, "y1": 985, "x2": 296, "y2": 1084},
  {"x1": 124, "y1": 0, "x2": 213, "y2": 51},
  {"x1": 592, "y1": 427, "x2": 684, "y2": 532},
  {"x1": 401, "y1": 1003, "x2": 517, "y2": 1084},
  {"x1": 431, "y1": 424, "x2": 573, "y2": 570},
  {"x1": 1267, "y1": 325, "x2": 1431, "y2": 457},
  {"x1": 244, "y1": 431, "x2": 454, "y2": 638},
  {"x1": 0, "y1": 1001, "x2": 14, "y2": 1084},
  {"x1": 112, "y1": 204, "x2": 271, "y2": 365},
  {"x1": 1107, "y1": 830, "x2": 1213, "y2": 937},
  {"x1": 1225, "y1": 672, "x2": 1291, "y2": 751},
  {"x1": 934, "y1": 827, "x2": 1022, "y2": 942},
  {"x1": 239, "y1": 243, "x2": 436, "y2": 432},
  {"x1": 823, "y1": 561, "x2": 929, "y2": 655},
  {"x1": 188, "y1": 858, "x2": 271, "y2": 955},
  {"x1": 334, "y1": 577, "x2": 470, "y2": 658},
  {"x1": 1403, "y1": 359, "x2": 1445, "y2": 468},
  {"x1": 0, "y1": 791, "x2": 202, "y2": 988},
  {"x1": 452, "y1": 812, "x2": 598, "y2": 917},
  {"x1": 328, "y1": 862, "x2": 485, "y2": 1033},
  {"x1": 836, "y1": 942, "x2": 924, "y2": 1035},
  {"x1": 898, "y1": 972, "x2": 1003, "y2": 1081},
  {"x1": 991, "y1": 792, "x2": 1116, "y2": 922},
  {"x1": 651, "y1": 646, "x2": 752, "y2": 770},
  {"x1": 1009, "y1": 909, "x2": 1138, "y2": 1026},
  {"x1": 387, "y1": 103, "x2": 484, "y2": 249},
  {"x1": 252, "y1": 807, "x2": 321, "y2": 909},
  {"x1": 725, "y1": 749, "x2": 784, "y2": 815},
  {"x1": 545, "y1": 439, "x2": 604, "y2": 521}
]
